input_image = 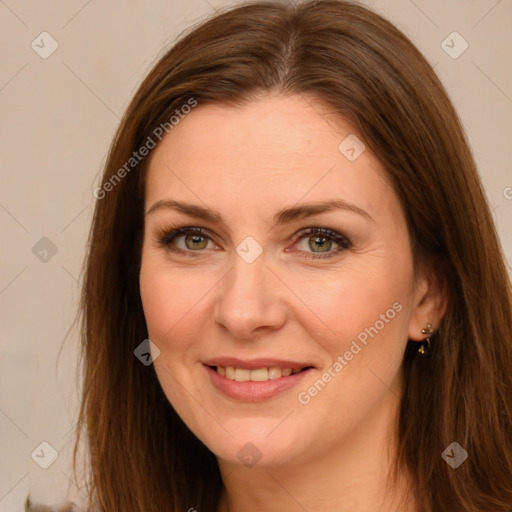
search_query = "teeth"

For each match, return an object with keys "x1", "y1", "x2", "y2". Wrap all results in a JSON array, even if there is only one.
[
  {"x1": 269, "y1": 367, "x2": 281, "y2": 380},
  {"x1": 234, "y1": 368, "x2": 250, "y2": 382},
  {"x1": 216, "y1": 366, "x2": 302, "y2": 381},
  {"x1": 249, "y1": 368, "x2": 269, "y2": 381}
]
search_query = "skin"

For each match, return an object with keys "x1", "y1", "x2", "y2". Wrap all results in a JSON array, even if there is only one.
[{"x1": 139, "y1": 93, "x2": 446, "y2": 512}]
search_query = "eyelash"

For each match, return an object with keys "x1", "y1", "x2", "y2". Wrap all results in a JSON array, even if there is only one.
[{"x1": 154, "y1": 223, "x2": 352, "y2": 260}]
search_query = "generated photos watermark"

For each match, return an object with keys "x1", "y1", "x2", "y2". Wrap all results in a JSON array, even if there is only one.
[
  {"x1": 297, "y1": 301, "x2": 403, "y2": 405},
  {"x1": 94, "y1": 97, "x2": 198, "y2": 200}
]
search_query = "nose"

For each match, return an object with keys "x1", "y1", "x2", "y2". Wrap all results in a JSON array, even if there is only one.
[{"x1": 213, "y1": 252, "x2": 287, "y2": 340}]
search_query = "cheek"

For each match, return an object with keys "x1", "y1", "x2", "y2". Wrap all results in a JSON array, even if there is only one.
[
  {"x1": 139, "y1": 265, "x2": 201, "y2": 403},
  {"x1": 292, "y1": 262, "x2": 409, "y2": 416},
  {"x1": 140, "y1": 268, "x2": 199, "y2": 350},
  {"x1": 139, "y1": 262, "x2": 210, "y2": 343},
  {"x1": 299, "y1": 266, "x2": 407, "y2": 329},
  {"x1": 139, "y1": 270, "x2": 174, "y2": 339},
  {"x1": 291, "y1": 266, "x2": 410, "y2": 429}
]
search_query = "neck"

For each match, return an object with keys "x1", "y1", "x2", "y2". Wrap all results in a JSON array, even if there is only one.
[{"x1": 216, "y1": 391, "x2": 418, "y2": 512}]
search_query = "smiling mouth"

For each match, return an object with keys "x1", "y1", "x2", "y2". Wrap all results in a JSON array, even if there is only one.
[{"x1": 210, "y1": 365, "x2": 313, "y2": 382}]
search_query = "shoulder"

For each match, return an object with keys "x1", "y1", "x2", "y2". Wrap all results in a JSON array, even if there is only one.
[{"x1": 25, "y1": 495, "x2": 79, "y2": 512}]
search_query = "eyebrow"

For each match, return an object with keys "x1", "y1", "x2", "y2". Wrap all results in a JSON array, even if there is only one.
[{"x1": 145, "y1": 198, "x2": 374, "y2": 226}]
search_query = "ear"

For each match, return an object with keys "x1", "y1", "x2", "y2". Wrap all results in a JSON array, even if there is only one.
[{"x1": 407, "y1": 267, "x2": 448, "y2": 341}]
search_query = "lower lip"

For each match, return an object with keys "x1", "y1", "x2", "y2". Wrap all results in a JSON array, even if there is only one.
[{"x1": 204, "y1": 365, "x2": 314, "y2": 402}]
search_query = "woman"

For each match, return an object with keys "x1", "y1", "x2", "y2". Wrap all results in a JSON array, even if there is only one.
[{"x1": 71, "y1": 1, "x2": 512, "y2": 511}]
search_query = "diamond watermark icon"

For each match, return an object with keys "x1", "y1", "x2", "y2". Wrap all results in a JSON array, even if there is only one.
[
  {"x1": 338, "y1": 134, "x2": 365, "y2": 161},
  {"x1": 441, "y1": 441, "x2": 468, "y2": 469},
  {"x1": 32, "y1": 237, "x2": 58, "y2": 263},
  {"x1": 31, "y1": 32, "x2": 59, "y2": 59},
  {"x1": 441, "y1": 31, "x2": 468, "y2": 59},
  {"x1": 236, "y1": 236, "x2": 263, "y2": 264},
  {"x1": 134, "y1": 339, "x2": 161, "y2": 366},
  {"x1": 31, "y1": 441, "x2": 58, "y2": 469},
  {"x1": 237, "y1": 442, "x2": 262, "y2": 468}
]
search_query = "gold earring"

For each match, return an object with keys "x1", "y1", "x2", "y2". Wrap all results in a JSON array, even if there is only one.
[{"x1": 418, "y1": 323, "x2": 434, "y2": 356}]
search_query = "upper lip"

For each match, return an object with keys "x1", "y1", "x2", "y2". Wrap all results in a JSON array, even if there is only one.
[{"x1": 203, "y1": 357, "x2": 314, "y2": 371}]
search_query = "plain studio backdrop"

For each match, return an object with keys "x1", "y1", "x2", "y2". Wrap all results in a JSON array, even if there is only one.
[{"x1": 0, "y1": 0, "x2": 511, "y2": 510}]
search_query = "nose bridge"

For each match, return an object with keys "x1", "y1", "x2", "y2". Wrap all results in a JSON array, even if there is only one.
[
  {"x1": 224, "y1": 233, "x2": 270, "y2": 301},
  {"x1": 223, "y1": 249, "x2": 271, "y2": 312},
  {"x1": 213, "y1": 246, "x2": 286, "y2": 337}
]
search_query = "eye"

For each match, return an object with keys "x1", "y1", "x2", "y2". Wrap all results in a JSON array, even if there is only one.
[
  {"x1": 154, "y1": 224, "x2": 352, "y2": 260},
  {"x1": 155, "y1": 225, "x2": 218, "y2": 256},
  {"x1": 289, "y1": 227, "x2": 352, "y2": 259}
]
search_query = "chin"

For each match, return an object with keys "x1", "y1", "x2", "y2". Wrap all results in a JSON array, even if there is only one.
[
  {"x1": 192, "y1": 416, "x2": 310, "y2": 469},
  {"x1": 213, "y1": 435, "x2": 303, "y2": 469}
]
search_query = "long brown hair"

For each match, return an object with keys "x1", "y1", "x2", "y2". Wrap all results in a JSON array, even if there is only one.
[{"x1": 73, "y1": 1, "x2": 512, "y2": 510}]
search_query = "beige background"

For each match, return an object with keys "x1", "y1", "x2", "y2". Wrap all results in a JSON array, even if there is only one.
[{"x1": 1, "y1": 0, "x2": 511, "y2": 510}]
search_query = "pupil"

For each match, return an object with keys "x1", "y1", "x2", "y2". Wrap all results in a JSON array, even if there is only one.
[
  {"x1": 186, "y1": 234, "x2": 206, "y2": 250},
  {"x1": 309, "y1": 236, "x2": 331, "y2": 252}
]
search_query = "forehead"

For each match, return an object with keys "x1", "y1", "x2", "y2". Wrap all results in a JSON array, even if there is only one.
[{"x1": 144, "y1": 94, "x2": 396, "y2": 223}]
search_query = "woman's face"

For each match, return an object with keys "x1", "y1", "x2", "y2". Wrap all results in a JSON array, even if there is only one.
[{"x1": 139, "y1": 93, "x2": 438, "y2": 468}]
